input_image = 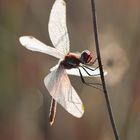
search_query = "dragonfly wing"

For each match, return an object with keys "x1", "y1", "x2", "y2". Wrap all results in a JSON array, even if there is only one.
[
  {"x1": 44, "y1": 66, "x2": 84, "y2": 118},
  {"x1": 19, "y1": 36, "x2": 64, "y2": 59},
  {"x1": 50, "y1": 64, "x2": 59, "y2": 72},
  {"x1": 66, "y1": 67, "x2": 107, "y2": 77},
  {"x1": 48, "y1": 0, "x2": 70, "y2": 54}
]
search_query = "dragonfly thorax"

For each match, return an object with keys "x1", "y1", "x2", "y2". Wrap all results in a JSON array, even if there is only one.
[{"x1": 60, "y1": 53, "x2": 81, "y2": 69}]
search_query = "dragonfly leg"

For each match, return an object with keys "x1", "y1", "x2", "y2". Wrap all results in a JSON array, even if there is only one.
[
  {"x1": 82, "y1": 65, "x2": 106, "y2": 77},
  {"x1": 80, "y1": 65, "x2": 100, "y2": 77},
  {"x1": 83, "y1": 65, "x2": 99, "y2": 72},
  {"x1": 78, "y1": 67, "x2": 103, "y2": 92},
  {"x1": 79, "y1": 65, "x2": 101, "y2": 77}
]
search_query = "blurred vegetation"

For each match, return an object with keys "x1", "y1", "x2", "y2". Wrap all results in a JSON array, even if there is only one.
[{"x1": 0, "y1": 0, "x2": 140, "y2": 140}]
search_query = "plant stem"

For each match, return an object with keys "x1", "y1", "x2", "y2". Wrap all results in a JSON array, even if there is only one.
[{"x1": 90, "y1": 0, "x2": 119, "y2": 140}]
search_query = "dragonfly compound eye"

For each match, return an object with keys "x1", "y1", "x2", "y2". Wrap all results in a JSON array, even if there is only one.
[{"x1": 80, "y1": 50, "x2": 93, "y2": 64}]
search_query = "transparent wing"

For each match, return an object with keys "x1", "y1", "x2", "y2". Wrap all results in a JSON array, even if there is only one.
[
  {"x1": 48, "y1": 0, "x2": 70, "y2": 54},
  {"x1": 66, "y1": 66, "x2": 107, "y2": 77},
  {"x1": 44, "y1": 66, "x2": 84, "y2": 118},
  {"x1": 19, "y1": 36, "x2": 64, "y2": 59},
  {"x1": 50, "y1": 64, "x2": 59, "y2": 72}
]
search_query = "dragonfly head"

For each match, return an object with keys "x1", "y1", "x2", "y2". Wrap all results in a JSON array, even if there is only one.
[{"x1": 80, "y1": 50, "x2": 93, "y2": 64}]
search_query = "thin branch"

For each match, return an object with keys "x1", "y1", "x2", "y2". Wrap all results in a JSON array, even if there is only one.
[{"x1": 90, "y1": 0, "x2": 120, "y2": 140}]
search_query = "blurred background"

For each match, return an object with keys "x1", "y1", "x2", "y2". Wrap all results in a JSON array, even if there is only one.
[{"x1": 0, "y1": 0, "x2": 140, "y2": 140}]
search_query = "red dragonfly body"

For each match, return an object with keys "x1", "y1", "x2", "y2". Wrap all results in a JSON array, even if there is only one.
[
  {"x1": 19, "y1": 0, "x2": 106, "y2": 126},
  {"x1": 61, "y1": 50, "x2": 93, "y2": 69}
]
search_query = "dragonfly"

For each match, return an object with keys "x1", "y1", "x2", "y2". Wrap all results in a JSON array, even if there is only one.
[{"x1": 19, "y1": 0, "x2": 107, "y2": 125}]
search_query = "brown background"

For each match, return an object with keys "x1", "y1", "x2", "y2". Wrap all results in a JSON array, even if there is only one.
[{"x1": 0, "y1": 0, "x2": 140, "y2": 140}]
